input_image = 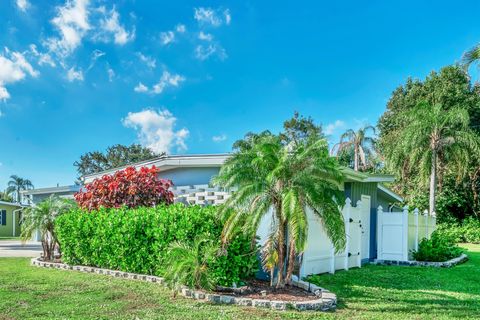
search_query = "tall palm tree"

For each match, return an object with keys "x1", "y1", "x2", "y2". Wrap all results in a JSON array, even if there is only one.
[
  {"x1": 21, "y1": 195, "x2": 75, "y2": 260},
  {"x1": 6, "y1": 175, "x2": 34, "y2": 203},
  {"x1": 332, "y1": 126, "x2": 376, "y2": 171},
  {"x1": 213, "y1": 133, "x2": 346, "y2": 288},
  {"x1": 386, "y1": 102, "x2": 479, "y2": 214}
]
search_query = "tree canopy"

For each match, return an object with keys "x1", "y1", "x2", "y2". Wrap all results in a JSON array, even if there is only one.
[{"x1": 74, "y1": 144, "x2": 161, "y2": 179}]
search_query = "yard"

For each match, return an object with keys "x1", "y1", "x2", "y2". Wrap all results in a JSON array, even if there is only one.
[{"x1": 0, "y1": 244, "x2": 478, "y2": 320}]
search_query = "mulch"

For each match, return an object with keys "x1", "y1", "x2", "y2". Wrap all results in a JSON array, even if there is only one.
[{"x1": 215, "y1": 279, "x2": 317, "y2": 302}]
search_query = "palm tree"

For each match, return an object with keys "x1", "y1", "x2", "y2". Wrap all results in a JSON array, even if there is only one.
[
  {"x1": 386, "y1": 102, "x2": 479, "y2": 214},
  {"x1": 163, "y1": 237, "x2": 218, "y2": 292},
  {"x1": 21, "y1": 195, "x2": 75, "y2": 260},
  {"x1": 332, "y1": 125, "x2": 376, "y2": 171},
  {"x1": 6, "y1": 175, "x2": 34, "y2": 203},
  {"x1": 213, "y1": 133, "x2": 346, "y2": 288},
  {"x1": 462, "y1": 44, "x2": 480, "y2": 67}
]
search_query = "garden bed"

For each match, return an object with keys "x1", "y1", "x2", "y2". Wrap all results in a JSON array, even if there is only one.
[{"x1": 31, "y1": 257, "x2": 337, "y2": 312}]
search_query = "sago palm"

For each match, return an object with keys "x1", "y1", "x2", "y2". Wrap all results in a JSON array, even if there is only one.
[
  {"x1": 332, "y1": 125, "x2": 376, "y2": 171},
  {"x1": 213, "y1": 133, "x2": 346, "y2": 288},
  {"x1": 385, "y1": 102, "x2": 479, "y2": 214},
  {"x1": 21, "y1": 195, "x2": 75, "y2": 260}
]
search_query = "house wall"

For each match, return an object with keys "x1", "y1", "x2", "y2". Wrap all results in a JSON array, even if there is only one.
[
  {"x1": 0, "y1": 204, "x2": 22, "y2": 237},
  {"x1": 344, "y1": 182, "x2": 379, "y2": 260},
  {"x1": 29, "y1": 191, "x2": 76, "y2": 205},
  {"x1": 158, "y1": 167, "x2": 221, "y2": 186}
]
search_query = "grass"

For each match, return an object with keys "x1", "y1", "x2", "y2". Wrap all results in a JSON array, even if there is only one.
[{"x1": 0, "y1": 244, "x2": 478, "y2": 320}]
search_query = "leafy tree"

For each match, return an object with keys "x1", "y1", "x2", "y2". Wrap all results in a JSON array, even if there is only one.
[
  {"x1": 378, "y1": 65, "x2": 480, "y2": 217},
  {"x1": 74, "y1": 144, "x2": 161, "y2": 179},
  {"x1": 21, "y1": 195, "x2": 76, "y2": 260},
  {"x1": 384, "y1": 102, "x2": 479, "y2": 214},
  {"x1": 332, "y1": 125, "x2": 376, "y2": 171},
  {"x1": 280, "y1": 111, "x2": 324, "y2": 146},
  {"x1": 0, "y1": 190, "x2": 13, "y2": 202},
  {"x1": 213, "y1": 133, "x2": 345, "y2": 288},
  {"x1": 6, "y1": 175, "x2": 34, "y2": 203},
  {"x1": 75, "y1": 166, "x2": 174, "y2": 210},
  {"x1": 462, "y1": 44, "x2": 480, "y2": 68}
]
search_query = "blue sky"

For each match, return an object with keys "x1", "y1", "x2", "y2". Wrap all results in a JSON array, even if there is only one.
[{"x1": 1, "y1": 0, "x2": 479, "y2": 189}]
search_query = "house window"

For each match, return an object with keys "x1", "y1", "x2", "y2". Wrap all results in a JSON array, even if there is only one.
[{"x1": 0, "y1": 210, "x2": 6, "y2": 226}]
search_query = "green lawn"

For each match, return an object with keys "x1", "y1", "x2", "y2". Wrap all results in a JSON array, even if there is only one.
[{"x1": 0, "y1": 244, "x2": 479, "y2": 320}]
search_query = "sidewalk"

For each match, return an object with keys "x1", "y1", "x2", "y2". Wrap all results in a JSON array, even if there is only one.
[{"x1": 0, "y1": 240, "x2": 42, "y2": 257}]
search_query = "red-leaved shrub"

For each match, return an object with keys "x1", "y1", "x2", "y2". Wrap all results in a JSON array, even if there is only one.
[{"x1": 75, "y1": 166, "x2": 174, "y2": 210}]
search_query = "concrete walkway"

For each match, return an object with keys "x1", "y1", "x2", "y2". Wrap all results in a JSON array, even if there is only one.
[{"x1": 0, "y1": 240, "x2": 42, "y2": 257}]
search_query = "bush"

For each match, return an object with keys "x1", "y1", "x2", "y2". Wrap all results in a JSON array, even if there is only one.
[
  {"x1": 75, "y1": 166, "x2": 173, "y2": 210},
  {"x1": 55, "y1": 204, "x2": 258, "y2": 287},
  {"x1": 436, "y1": 217, "x2": 480, "y2": 244},
  {"x1": 412, "y1": 231, "x2": 463, "y2": 262}
]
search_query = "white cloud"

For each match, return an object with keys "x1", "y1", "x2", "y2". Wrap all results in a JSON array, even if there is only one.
[
  {"x1": 160, "y1": 31, "x2": 175, "y2": 45},
  {"x1": 46, "y1": 0, "x2": 91, "y2": 58},
  {"x1": 176, "y1": 24, "x2": 186, "y2": 33},
  {"x1": 134, "y1": 82, "x2": 148, "y2": 93},
  {"x1": 29, "y1": 44, "x2": 56, "y2": 67},
  {"x1": 16, "y1": 0, "x2": 29, "y2": 12},
  {"x1": 324, "y1": 120, "x2": 346, "y2": 135},
  {"x1": 0, "y1": 48, "x2": 39, "y2": 101},
  {"x1": 98, "y1": 7, "x2": 135, "y2": 45},
  {"x1": 194, "y1": 7, "x2": 231, "y2": 27},
  {"x1": 212, "y1": 134, "x2": 227, "y2": 142},
  {"x1": 122, "y1": 109, "x2": 189, "y2": 153},
  {"x1": 67, "y1": 67, "x2": 83, "y2": 81},
  {"x1": 194, "y1": 44, "x2": 227, "y2": 61},
  {"x1": 198, "y1": 31, "x2": 213, "y2": 41},
  {"x1": 152, "y1": 71, "x2": 185, "y2": 94},
  {"x1": 136, "y1": 52, "x2": 156, "y2": 69},
  {"x1": 107, "y1": 67, "x2": 115, "y2": 81}
]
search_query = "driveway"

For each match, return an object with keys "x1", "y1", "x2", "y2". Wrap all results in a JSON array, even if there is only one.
[{"x1": 0, "y1": 240, "x2": 42, "y2": 257}]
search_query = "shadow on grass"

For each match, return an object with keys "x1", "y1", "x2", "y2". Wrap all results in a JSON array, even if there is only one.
[{"x1": 307, "y1": 245, "x2": 480, "y2": 317}]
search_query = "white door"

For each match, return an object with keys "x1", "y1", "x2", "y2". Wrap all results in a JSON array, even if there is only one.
[{"x1": 360, "y1": 195, "x2": 371, "y2": 260}]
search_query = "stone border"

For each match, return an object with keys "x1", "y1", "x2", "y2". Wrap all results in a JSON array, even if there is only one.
[
  {"x1": 374, "y1": 253, "x2": 468, "y2": 268},
  {"x1": 31, "y1": 258, "x2": 336, "y2": 312}
]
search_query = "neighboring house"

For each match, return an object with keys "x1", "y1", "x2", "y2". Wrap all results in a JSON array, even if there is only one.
[
  {"x1": 0, "y1": 201, "x2": 23, "y2": 237},
  {"x1": 83, "y1": 153, "x2": 403, "y2": 264},
  {"x1": 22, "y1": 185, "x2": 81, "y2": 205}
]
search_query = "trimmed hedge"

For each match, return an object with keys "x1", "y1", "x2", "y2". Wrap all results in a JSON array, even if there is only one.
[{"x1": 55, "y1": 204, "x2": 258, "y2": 286}]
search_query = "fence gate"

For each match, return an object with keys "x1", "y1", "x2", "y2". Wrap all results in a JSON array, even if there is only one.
[{"x1": 377, "y1": 206, "x2": 436, "y2": 262}]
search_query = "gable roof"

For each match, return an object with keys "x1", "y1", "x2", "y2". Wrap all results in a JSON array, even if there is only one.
[{"x1": 82, "y1": 153, "x2": 395, "y2": 184}]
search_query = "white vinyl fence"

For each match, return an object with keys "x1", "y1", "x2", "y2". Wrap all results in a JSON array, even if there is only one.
[{"x1": 377, "y1": 206, "x2": 436, "y2": 262}]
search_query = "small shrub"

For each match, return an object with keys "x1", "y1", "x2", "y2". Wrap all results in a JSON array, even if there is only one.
[
  {"x1": 75, "y1": 166, "x2": 173, "y2": 210},
  {"x1": 412, "y1": 231, "x2": 463, "y2": 262},
  {"x1": 55, "y1": 204, "x2": 257, "y2": 287},
  {"x1": 164, "y1": 237, "x2": 218, "y2": 291}
]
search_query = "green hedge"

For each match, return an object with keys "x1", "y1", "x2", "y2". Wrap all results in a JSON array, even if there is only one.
[
  {"x1": 55, "y1": 204, "x2": 258, "y2": 286},
  {"x1": 436, "y1": 217, "x2": 480, "y2": 244},
  {"x1": 412, "y1": 230, "x2": 463, "y2": 262}
]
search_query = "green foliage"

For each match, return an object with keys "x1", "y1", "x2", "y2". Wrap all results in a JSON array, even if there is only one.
[
  {"x1": 6, "y1": 175, "x2": 34, "y2": 203},
  {"x1": 21, "y1": 195, "x2": 76, "y2": 260},
  {"x1": 412, "y1": 231, "x2": 463, "y2": 262},
  {"x1": 164, "y1": 237, "x2": 218, "y2": 291},
  {"x1": 436, "y1": 218, "x2": 480, "y2": 244},
  {"x1": 332, "y1": 125, "x2": 377, "y2": 172},
  {"x1": 214, "y1": 129, "x2": 345, "y2": 287},
  {"x1": 55, "y1": 204, "x2": 257, "y2": 287},
  {"x1": 74, "y1": 143, "x2": 161, "y2": 178}
]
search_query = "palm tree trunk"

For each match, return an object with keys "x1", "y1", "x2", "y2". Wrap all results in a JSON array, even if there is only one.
[
  {"x1": 285, "y1": 239, "x2": 296, "y2": 284},
  {"x1": 354, "y1": 145, "x2": 359, "y2": 171},
  {"x1": 276, "y1": 220, "x2": 286, "y2": 289},
  {"x1": 429, "y1": 151, "x2": 437, "y2": 215}
]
